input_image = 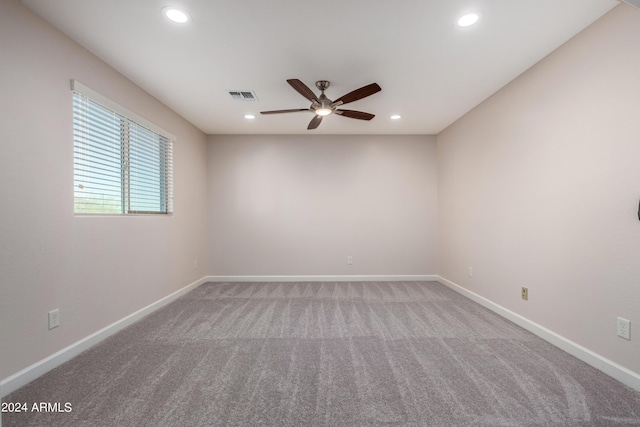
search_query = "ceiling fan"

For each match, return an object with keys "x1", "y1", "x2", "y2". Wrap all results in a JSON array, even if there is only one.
[{"x1": 260, "y1": 79, "x2": 382, "y2": 130}]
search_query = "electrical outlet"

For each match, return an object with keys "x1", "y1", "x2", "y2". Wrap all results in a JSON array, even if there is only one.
[
  {"x1": 521, "y1": 287, "x2": 528, "y2": 301},
  {"x1": 48, "y1": 309, "x2": 60, "y2": 330},
  {"x1": 347, "y1": 256, "x2": 353, "y2": 265},
  {"x1": 617, "y1": 317, "x2": 631, "y2": 340},
  {"x1": 468, "y1": 267, "x2": 473, "y2": 278},
  {"x1": 193, "y1": 259, "x2": 198, "y2": 270}
]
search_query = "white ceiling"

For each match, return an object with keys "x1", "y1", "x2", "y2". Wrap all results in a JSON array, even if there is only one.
[{"x1": 23, "y1": 0, "x2": 619, "y2": 135}]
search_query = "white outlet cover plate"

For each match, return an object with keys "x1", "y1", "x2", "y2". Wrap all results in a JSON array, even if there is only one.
[
  {"x1": 617, "y1": 317, "x2": 631, "y2": 340},
  {"x1": 48, "y1": 309, "x2": 60, "y2": 330}
]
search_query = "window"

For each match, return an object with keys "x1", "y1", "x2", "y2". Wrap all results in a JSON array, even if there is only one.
[{"x1": 72, "y1": 81, "x2": 174, "y2": 215}]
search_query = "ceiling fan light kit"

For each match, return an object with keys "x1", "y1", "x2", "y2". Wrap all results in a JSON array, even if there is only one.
[{"x1": 261, "y1": 79, "x2": 381, "y2": 130}]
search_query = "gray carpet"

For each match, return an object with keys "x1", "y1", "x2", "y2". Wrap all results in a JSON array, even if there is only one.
[{"x1": 3, "y1": 281, "x2": 640, "y2": 426}]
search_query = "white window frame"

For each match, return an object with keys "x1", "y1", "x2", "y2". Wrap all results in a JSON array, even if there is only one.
[{"x1": 71, "y1": 80, "x2": 174, "y2": 215}]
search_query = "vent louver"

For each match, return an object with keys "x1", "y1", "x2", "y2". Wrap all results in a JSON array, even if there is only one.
[{"x1": 228, "y1": 90, "x2": 258, "y2": 101}]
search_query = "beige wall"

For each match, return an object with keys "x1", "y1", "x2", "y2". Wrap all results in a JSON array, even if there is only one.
[
  {"x1": 437, "y1": 4, "x2": 640, "y2": 374},
  {"x1": 0, "y1": 0, "x2": 209, "y2": 380},
  {"x1": 207, "y1": 135, "x2": 438, "y2": 276}
]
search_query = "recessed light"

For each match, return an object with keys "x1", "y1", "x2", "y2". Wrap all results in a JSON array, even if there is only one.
[
  {"x1": 457, "y1": 13, "x2": 480, "y2": 27},
  {"x1": 390, "y1": 115, "x2": 402, "y2": 120},
  {"x1": 244, "y1": 114, "x2": 256, "y2": 120},
  {"x1": 162, "y1": 7, "x2": 190, "y2": 23}
]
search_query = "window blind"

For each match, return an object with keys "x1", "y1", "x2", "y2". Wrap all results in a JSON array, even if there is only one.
[{"x1": 72, "y1": 82, "x2": 173, "y2": 215}]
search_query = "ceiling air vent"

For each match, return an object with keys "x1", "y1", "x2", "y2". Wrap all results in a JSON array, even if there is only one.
[{"x1": 228, "y1": 90, "x2": 258, "y2": 101}]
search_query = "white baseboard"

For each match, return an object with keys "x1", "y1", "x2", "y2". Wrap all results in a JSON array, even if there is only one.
[
  {"x1": 206, "y1": 275, "x2": 438, "y2": 282},
  {"x1": 0, "y1": 276, "x2": 209, "y2": 398},
  {"x1": 437, "y1": 275, "x2": 640, "y2": 392}
]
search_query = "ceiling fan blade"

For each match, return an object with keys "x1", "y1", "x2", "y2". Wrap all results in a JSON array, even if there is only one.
[
  {"x1": 307, "y1": 115, "x2": 323, "y2": 130},
  {"x1": 260, "y1": 109, "x2": 310, "y2": 114},
  {"x1": 335, "y1": 109, "x2": 375, "y2": 120},
  {"x1": 333, "y1": 83, "x2": 381, "y2": 105},
  {"x1": 287, "y1": 79, "x2": 319, "y2": 103}
]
